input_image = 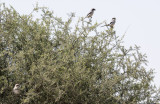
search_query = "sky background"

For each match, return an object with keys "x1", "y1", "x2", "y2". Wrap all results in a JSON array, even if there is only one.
[{"x1": 1, "y1": 0, "x2": 160, "y2": 88}]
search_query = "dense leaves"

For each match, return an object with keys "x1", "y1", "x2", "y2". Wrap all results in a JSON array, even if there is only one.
[{"x1": 0, "y1": 4, "x2": 159, "y2": 104}]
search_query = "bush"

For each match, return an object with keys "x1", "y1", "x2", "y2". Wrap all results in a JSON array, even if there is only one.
[{"x1": 0, "y1": 3, "x2": 159, "y2": 104}]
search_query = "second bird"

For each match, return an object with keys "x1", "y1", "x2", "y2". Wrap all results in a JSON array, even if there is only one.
[{"x1": 107, "y1": 18, "x2": 116, "y2": 28}]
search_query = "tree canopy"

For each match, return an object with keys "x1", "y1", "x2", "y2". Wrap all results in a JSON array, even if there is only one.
[{"x1": 0, "y1": 3, "x2": 159, "y2": 104}]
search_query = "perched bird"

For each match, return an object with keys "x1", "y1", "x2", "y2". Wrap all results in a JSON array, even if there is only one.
[
  {"x1": 102, "y1": 18, "x2": 116, "y2": 28},
  {"x1": 85, "y1": 8, "x2": 96, "y2": 18},
  {"x1": 13, "y1": 84, "x2": 21, "y2": 95}
]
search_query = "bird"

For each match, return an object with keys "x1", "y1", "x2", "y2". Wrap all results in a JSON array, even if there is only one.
[
  {"x1": 13, "y1": 84, "x2": 21, "y2": 95},
  {"x1": 85, "y1": 8, "x2": 96, "y2": 18},
  {"x1": 102, "y1": 18, "x2": 116, "y2": 28}
]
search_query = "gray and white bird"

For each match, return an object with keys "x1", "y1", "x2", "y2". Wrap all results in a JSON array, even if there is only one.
[
  {"x1": 13, "y1": 84, "x2": 21, "y2": 95},
  {"x1": 85, "y1": 8, "x2": 96, "y2": 18},
  {"x1": 102, "y1": 18, "x2": 116, "y2": 28}
]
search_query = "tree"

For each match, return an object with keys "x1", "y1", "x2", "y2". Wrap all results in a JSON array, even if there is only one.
[{"x1": 0, "y1": 3, "x2": 159, "y2": 104}]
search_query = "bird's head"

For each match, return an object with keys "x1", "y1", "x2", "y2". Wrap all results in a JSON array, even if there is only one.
[
  {"x1": 14, "y1": 84, "x2": 20, "y2": 89},
  {"x1": 91, "y1": 8, "x2": 96, "y2": 11},
  {"x1": 112, "y1": 17, "x2": 116, "y2": 20}
]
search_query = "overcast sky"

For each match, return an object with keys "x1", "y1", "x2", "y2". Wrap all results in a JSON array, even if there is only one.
[{"x1": 1, "y1": 0, "x2": 160, "y2": 88}]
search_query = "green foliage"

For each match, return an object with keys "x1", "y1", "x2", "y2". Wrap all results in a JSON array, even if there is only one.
[{"x1": 0, "y1": 3, "x2": 159, "y2": 104}]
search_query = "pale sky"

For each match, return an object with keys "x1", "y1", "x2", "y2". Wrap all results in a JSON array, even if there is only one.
[{"x1": 1, "y1": 0, "x2": 160, "y2": 88}]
